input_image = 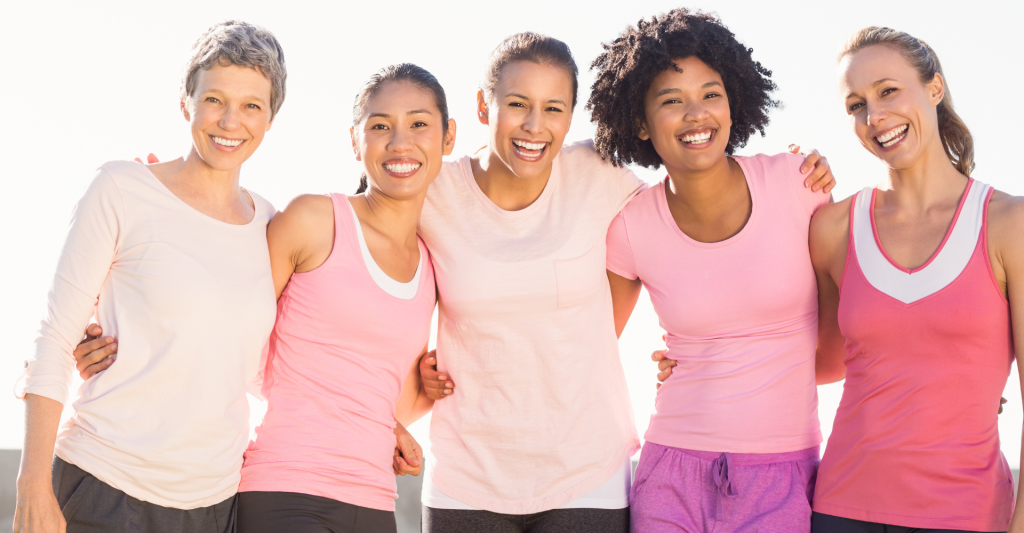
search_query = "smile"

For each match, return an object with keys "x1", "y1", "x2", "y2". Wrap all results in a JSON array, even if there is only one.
[
  {"x1": 511, "y1": 139, "x2": 548, "y2": 161},
  {"x1": 211, "y1": 136, "x2": 244, "y2": 147},
  {"x1": 678, "y1": 129, "x2": 715, "y2": 147},
  {"x1": 875, "y1": 125, "x2": 908, "y2": 148},
  {"x1": 383, "y1": 161, "x2": 422, "y2": 176}
]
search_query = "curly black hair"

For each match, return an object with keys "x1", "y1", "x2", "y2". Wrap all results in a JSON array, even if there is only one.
[{"x1": 588, "y1": 9, "x2": 778, "y2": 168}]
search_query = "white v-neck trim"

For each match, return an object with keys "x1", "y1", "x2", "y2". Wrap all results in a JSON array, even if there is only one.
[{"x1": 346, "y1": 200, "x2": 421, "y2": 300}]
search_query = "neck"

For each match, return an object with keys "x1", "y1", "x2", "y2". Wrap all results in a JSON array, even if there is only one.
[
  {"x1": 172, "y1": 147, "x2": 246, "y2": 204},
  {"x1": 356, "y1": 187, "x2": 424, "y2": 245},
  {"x1": 664, "y1": 154, "x2": 746, "y2": 221},
  {"x1": 470, "y1": 147, "x2": 552, "y2": 211},
  {"x1": 880, "y1": 140, "x2": 968, "y2": 213}
]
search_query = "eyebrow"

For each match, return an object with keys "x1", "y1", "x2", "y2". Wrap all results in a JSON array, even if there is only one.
[
  {"x1": 654, "y1": 81, "x2": 722, "y2": 97},
  {"x1": 507, "y1": 93, "x2": 567, "y2": 106},
  {"x1": 367, "y1": 110, "x2": 432, "y2": 119},
  {"x1": 846, "y1": 78, "x2": 897, "y2": 99},
  {"x1": 201, "y1": 89, "x2": 267, "y2": 104}
]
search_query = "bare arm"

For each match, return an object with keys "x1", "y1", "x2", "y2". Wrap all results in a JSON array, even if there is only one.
[
  {"x1": 267, "y1": 194, "x2": 335, "y2": 299},
  {"x1": 608, "y1": 271, "x2": 642, "y2": 339},
  {"x1": 809, "y1": 200, "x2": 849, "y2": 385},
  {"x1": 395, "y1": 344, "x2": 435, "y2": 427},
  {"x1": 14, "y1": 394, "x2": 66, "y2": 533}
]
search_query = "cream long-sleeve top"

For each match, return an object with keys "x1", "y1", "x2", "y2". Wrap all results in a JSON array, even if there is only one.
[{"x1": 18, "y1": 161, "x2": 277, "y2": 509}]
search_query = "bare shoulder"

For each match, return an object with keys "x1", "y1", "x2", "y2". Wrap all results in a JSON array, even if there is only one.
[
  {"x1": 811, "y1": 195, "x2": 853, "y2": 240},
  {"x1": 268, "y1": 194, "x2": 335, "y2": 245},
  {"x1": 987, "y1": 190, "x2": 1024, "y2": 254}
]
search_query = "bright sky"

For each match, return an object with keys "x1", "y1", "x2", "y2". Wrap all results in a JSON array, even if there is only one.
[{"x1": 2, "y1": 0, "x2": 1021, "y2": 469}]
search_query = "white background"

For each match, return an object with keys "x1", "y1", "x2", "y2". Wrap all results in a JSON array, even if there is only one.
[{"x1": 1, "y1": 0, "x2": 1021, "y2": 468}]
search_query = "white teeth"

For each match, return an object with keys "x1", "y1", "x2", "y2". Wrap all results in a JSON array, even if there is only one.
[
  {"x1": 512, "y1": 140, "x2": 546, "y2": 151},
  {"x1": 212, "y1": 136, "x2": 243, "y2": 147},
  {"x1": 384, "y1": 162, "x2": 422, "y2": 174},
  {"x1": 876, "y1": 125, "x2": 908, "y2": 147},
  {"x1": 681, "y1": 131, "x2": 713, "y2": 144}
]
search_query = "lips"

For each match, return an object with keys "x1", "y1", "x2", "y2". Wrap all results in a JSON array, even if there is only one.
[
  {"x1": 874, "y1": 124, "x2": 908, "y2": 149},
  {"x1": 511, "y1": 139, "x2": 548, "y2": 162},
  {"x1": 382, "y1": 159, "x2": 422, "y2": 177},
  {"x1": 210, "y1": 135, "x2": 245, "y2": 149},
  {"x1": 677, "y1": 128, "x2": 715, "y2": 148}
]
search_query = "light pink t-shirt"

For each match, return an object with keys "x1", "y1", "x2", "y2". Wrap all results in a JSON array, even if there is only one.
[
  {"x1": 239, "y1": 194, "x2": 436, "y2": 512},
  {"x1": 418, "y1": 140, "x2": 644, "y2": 514},
  {"x1": 606, "y1": 153, "x2": 827, "y2": 453}
]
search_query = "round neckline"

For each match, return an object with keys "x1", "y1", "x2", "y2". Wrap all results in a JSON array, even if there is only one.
[
  {"x1": 658, "y1": 156, "x2": 757, "y2": 249},
  {"x1": 868, "y1": 178, "x2": 974, "y2": 274},
  {"x1": 339, "y1": 194, "x2": 427, "y2": 303},
  {"x1": 459, "y1": 154, "x2": 560, "y2": 219},
  {"x1": 140, "y1": 162, "x2": 259, "y2": 227}
]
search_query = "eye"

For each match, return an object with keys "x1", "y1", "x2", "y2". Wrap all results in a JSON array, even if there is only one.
[
  {"x1": 246, "y1": 103, "x2": 261, "y2": 110},
  {"x1": 508, "y1": 102, "x2": 526, "y2": 108},
  {"x1": 704, "y1": 92, "x2": 721, "y2": 99},
  {"x1": 848, "y1": 102, "x2": 864, "y2": 113},
  {"x1": 412, "y1": 121, "x2": 428, "y2": 128},
  {"x1": 881, "y1": 87, "x2": 897, "y2": 97},
  {"x1": 205, "y1": 97, "x2": 220, "y2": 104},
  {"x1": 369, "y1": 123, "x2": 389, "y2": 130},
  {"x1": 545, "y1": 106, "x2": 563, "y2": 113},
  {"x1": 661, "y1": 98, "x2": 681, "y2": 106}
]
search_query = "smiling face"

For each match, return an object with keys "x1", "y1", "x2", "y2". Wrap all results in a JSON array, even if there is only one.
[
  {"x1": 839, "y1": 44, "x2": 945, "y2": 171},
  {"x1": 481, "y1": 60, "x2": 574, "y2": 180},
  {"x1": 183, "y1": 63, "x2": 274, "y2": 172},
  {"x1": 639, "y1": 56, "x2": 732, "y2": 175},
  {"x1": 352, "y1": 80, "x2": 456, "y2": 200}
]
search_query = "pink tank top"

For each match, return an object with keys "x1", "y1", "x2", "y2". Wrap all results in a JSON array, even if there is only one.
[
  {"x1": 239, "y1": 193, "x2": 436, "y2": 512},
  {"x1": 813, "y1": 180, "x2": 1014, "y2": 531}
]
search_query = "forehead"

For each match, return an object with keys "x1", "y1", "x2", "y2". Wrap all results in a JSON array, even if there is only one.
[
  {"x1": 195, "y1": 63, "x2": 271, "y2": 97},
  {"x1": 495, "y1": 60, "x2": 574, "y2": 98},
  {"x1": 650, "y1": 56, "x2": 723, "y2": 90},
  {"x1": 839, "y1": 45, "x2": 916, "y2": 91},
  {"x1": 364, "y1": 81, "x2": 438, "y2": 115}
]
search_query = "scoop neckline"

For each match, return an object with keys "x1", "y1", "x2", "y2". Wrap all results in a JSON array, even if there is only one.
[
  {"x1": 343, "y1": 196, "x2": 424, "y2": 300},
  {"x1": 459, "y1": 154, "x2": 560, "y2": 219},
  {"x1": 139, "y1": 162, "x2": 260, "y2": 227},
  {"x1": 658, "y1": 156, "x2": 757, "y2": 249}
]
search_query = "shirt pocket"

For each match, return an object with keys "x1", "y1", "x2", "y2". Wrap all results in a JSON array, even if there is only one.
[{"x1": 553, "y1": 245, "x2": 605, "y2": 308}]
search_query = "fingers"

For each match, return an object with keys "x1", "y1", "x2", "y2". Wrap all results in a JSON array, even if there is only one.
[
  {"x1": 419, "y1": 353, "x2": 454, "y2": 399},
  {"x1": 133, "y1": 157, "x2": 143, "y2": 163},
  {"x1": 74, "y1": 337, "x2": 118, "y2": 378},
  {"x1": 788, "y1": 144, "x2": 801, "y2": 154},
  {"x1": 651, "y1": 349, "x2": 667, "y2": 362},
  {"x1": 999, "y1": 396, "x2": 1008, "y2": 415},
  {"x1": 146, "y1": 153, "x2": 159, "y2": 164},
  {"x1": 657, "y1": 367, "x2": 674, "y2": 383},
  {"x1": 74, "y1": 335, "x2": 113, "y2": 360}
]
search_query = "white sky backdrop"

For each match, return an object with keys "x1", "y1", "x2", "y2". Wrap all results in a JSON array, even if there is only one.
[{"x1": 2, "y1": 0, "x2": 1022, "y2": 469}]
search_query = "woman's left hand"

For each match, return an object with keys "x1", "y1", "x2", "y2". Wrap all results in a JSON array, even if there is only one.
[
  {"x1": 790, "y1": 145, "x2": 836, "y2": 194},
  {"x1": 393, "y1": 422, "x2": 422, "y2": 476}
]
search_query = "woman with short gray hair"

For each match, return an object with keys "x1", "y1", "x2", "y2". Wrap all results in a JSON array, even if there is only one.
[{"x1": 14, "y1": 20, "x2": 285, "y2": 533}]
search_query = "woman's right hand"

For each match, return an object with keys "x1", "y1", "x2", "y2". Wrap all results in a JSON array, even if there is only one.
[
  {"x1": 652, "y1": 349, "x2": 676, "y2": 389},
  {"x1": 13, "y1": 481, "x2": 65, "y2": 533},
  {"x1": 418, "y1": 350, "x2": 454, "y2": 400},
  {"x1": 73, "y1": 324, "x2": 117, "y2": 379}
]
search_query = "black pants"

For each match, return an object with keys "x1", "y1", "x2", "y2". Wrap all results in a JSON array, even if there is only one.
[
  {"x1": 422, "y1": 505, "x2": 629, "y2": 533},
  {"x1": 811, "y1": 512, "x2": 1006, "y2": 533},
  {"x1": 237, "y1": 491, "x2": 397, "y2": 533},
  {"x1": 52, "y1": 456, "x2": 235, "y2": 533}
]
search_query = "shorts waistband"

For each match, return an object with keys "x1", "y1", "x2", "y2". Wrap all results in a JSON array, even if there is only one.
[{"x1": 659, "y1": 443, "x2": 820, "y2": 465}]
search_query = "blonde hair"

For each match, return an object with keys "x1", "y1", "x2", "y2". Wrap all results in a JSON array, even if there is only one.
[{"x1": 840, "y1": 27, "x2": 974, "y2": 175}]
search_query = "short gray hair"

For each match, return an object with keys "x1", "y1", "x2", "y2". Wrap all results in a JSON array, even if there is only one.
[{"x1": 181, "y1": 21, "x2": 287, "y2": 119}]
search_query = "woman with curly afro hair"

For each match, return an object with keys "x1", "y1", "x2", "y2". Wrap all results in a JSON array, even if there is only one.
[{"x1": 591, "y1": 9, "x2": 844, "y2": 532}]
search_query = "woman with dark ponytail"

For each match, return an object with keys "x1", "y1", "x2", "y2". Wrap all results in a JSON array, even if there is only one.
[{"x1": 809, "y1": 27, "x2": 1024, "y2": 532}]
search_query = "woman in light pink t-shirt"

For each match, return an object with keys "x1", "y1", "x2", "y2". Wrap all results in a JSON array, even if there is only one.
[
  {"x1": 416, "y1": 31, "x2": 836, "y2": 533},
  {"x1": 589, "y1": 10, "x2": 842, "y2": 532}
]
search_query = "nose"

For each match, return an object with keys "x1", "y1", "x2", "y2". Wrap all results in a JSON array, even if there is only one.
[
  {"x1": 682, "y1": 100, "x2": 710, "y2": 123},
  {"x1": 388, "y1": 126, "x2": 414, "y2": 153},
  {"x1": 865, "y1": 103, "x2": 887, "y2": 128},
  {"x1": 218, "y1": 104, "x2": 241, "y2": 131},
  {"x1": 521, "y1": 107, "x2": 545, "y2": 135}
]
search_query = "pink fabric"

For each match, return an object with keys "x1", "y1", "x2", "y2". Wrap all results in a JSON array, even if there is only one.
[
  {"x1": 813, "y1": 186, "x2": 1014, "y2": 531},
  {"x1": 417, "y1": 140, "x2": 644, "y2": 514},
  {"x1": 631, "y1": 441, "x2": 818, "y2": 533},
  {"x1": 606, "y1": 153, "x2": 827, "y2": 453},
  {"x1": 239, "y1": 193, "x2": 436, "y2": 512}
]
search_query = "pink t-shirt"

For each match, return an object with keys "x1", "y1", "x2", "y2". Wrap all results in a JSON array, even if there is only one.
[
  {"x1": 418, "y1": 140, "x2": 644, "y2": 514},
  {"x1": 239, "y1": 194, "x2": 436, "y2": 512},
  {"x1": 606, "y1": 153, "x2": 827, "y2": 453}
]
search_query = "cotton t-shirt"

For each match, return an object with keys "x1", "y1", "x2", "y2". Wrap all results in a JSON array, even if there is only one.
[
  {"x1": 19, "y1": 161, "x2": 277, "y2": 509},
  {"x1": 418, "y1": 140, "x2": 644, "y2": 514},
  {"x1": 606, "y1": 153, "x2": 827, "y2": 453}
]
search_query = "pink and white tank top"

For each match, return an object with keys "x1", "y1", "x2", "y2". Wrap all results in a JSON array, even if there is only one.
[
  {"x1": 813, "y1": 180, "x2": 1015, "y2": 531},
  {"x1": 239, "y1": 193, "x2": 436, "y2": 512}
]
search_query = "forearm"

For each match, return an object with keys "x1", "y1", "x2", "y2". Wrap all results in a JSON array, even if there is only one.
[
  {"x1": 17, "y1": 394, "x2": 64, "y2": 490},
  {"x1": 396, "y1": 387, "x2": 434, "y2": 428}
]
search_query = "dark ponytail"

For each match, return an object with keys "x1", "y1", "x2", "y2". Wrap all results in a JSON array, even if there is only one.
[
  {"x1": 351, "y1": 63, "x2": 450, "y2": 194},
  {"x1": 840, "y1": 27, "x2": 975, "y2": 175}
]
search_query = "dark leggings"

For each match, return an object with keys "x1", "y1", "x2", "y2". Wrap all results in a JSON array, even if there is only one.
[
  {"x1": 422, "y1": 505, "x2": 629, "y2": 533},
  {"x1": 811, "y1": 512, "x2": 1005, "y2": 533},
  {"x1": 237, "y1": 491, "x2": 396, "y2": 533}
]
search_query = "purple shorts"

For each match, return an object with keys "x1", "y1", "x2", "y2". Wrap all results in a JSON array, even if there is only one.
[{"x1": 630, "y1": 441, "x2": 819, "y2": 533}]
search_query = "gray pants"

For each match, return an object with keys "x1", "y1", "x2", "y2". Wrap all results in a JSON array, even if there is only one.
[
  {"x1": 52, "y1": 456, "x2": 236, "y2": 533},
  {"x1": 422, "y1": 506, "x2": 629, "y2": 533}
]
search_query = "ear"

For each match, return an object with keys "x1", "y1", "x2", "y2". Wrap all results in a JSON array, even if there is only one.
[
  {"x1": 636, "y1": 118, "x2": 651, "y2": 141},
  {"x1": 476, "y1": 90, "x2": 489, "y2": 125},
  {"x1": 928, "y1": 72, "x2": 945, "y2": 107},
  {"x1": 180, "y1": 99, "x2": 191, "y2": 122},
  {"x1": 350, "y1": 127, "x2": 362, "y2": 161},
  {"x1": 443, "y1": 119, "x2": 458, "y2": 156}
]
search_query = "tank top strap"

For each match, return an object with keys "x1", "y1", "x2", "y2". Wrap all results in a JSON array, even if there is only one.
[
  {"x1": 327, "y1": 193, "x2": 360, "y2": 269},
  {"x1": 850, "y1": 180, "x2": 991, "y2": 304}
]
